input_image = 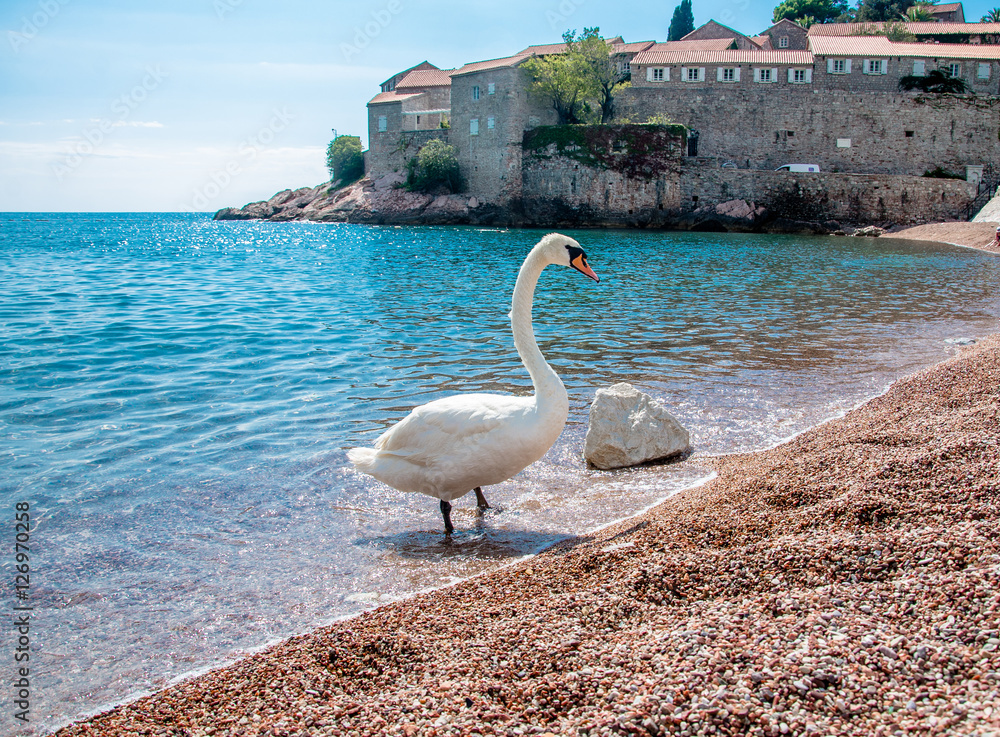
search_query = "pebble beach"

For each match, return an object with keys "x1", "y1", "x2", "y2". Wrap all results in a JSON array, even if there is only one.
[{"x1": 54, "y1": 237, "x2": 999, "y2": 737}]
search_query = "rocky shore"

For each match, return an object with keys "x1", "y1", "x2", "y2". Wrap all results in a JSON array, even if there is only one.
[
  {"x1": 57, "y1": 327, "x2": 1000, "y2": 733},
  {"x1": 213, "y1": 176, "x2": 887, "y2": 235}
]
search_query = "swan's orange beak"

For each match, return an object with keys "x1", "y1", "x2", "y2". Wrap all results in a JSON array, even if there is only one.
[{"x1": 571, "y1": 254, "x2": 600, "y2": 282}]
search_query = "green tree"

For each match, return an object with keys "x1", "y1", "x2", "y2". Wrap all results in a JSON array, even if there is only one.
[
  {"x1": 902, "y1": 1, "x2": 935, "y2": 20},
  {"x1": 522, "y1": 31, "x2": 598, "y2": 125},
  {"x1": 570, "y1": 27, "x2": 631, "y2": 124},
  {"x1": 850, "y1": 19, "x2": 917, "y2": 39},
  {"x1": 981, "y1": 7, "x2": 1000, "y2": 21},
  {"x1": 406, "y1": 139, "x2": 461, "y2": 193},
  {"x1": 855, "y1": 0, "x2": 912, "y2": 22},
  {"x1": 668, "y1": 0, "x2": 695, "y2": 41},
  {"x1": 772, "y1": 0, "x2": 847, "y2": 24},
  {"x1": 326, "y1": 135, "x2": 363, "y2": 184}
]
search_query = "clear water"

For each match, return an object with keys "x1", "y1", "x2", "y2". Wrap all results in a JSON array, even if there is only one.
[{"x1": 1, "y1": 213, "x2": 998, "y2": 733}]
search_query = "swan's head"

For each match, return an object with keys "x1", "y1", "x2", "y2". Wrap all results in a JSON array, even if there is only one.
[{"x1": 537, "y1": 233, "x2": 600, "y2": 282}]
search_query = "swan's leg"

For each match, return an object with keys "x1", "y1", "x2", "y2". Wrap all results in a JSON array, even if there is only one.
[
  {"x1": 440, "y1": 499, "x2": 454, "y2": 535},
  {"x1": 474, "y1": 486, "x2": 490, "y2": 510}
]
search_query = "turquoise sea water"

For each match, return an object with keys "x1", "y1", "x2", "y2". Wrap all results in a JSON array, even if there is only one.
[{"x1": 1, "y1": 213, "x2": 998, "y2": 733}]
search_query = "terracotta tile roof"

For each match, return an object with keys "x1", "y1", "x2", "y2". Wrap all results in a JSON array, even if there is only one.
[
  {"x1": 451, "y1": 53, "x2": 531, "y2": 76},
  {"x1": 809, "y1": 21, "x2": 1000, "y2": 35},
  {"x1": 643, "y1": 38, "x2": 739, "y2": 52},
  {"x1": 751, "y1": 35, "x2": 773, "y2": 49},
  {"x1": 680, "y1": 20, "x2": 747, "y2": 41},
  {"x1": 611, "y1": 40, "x2": 657, "y2": 53},
  {"x1": 517, "y1": 40, "x2": 653, "y2": 55},
  {"x1": 809, "y1": 34, "x2": 1000, "y2": 58},
  {"x1": 367, "y1": 91, "x2": 424, "y2": 105},
  {"x1": 379, "y1": 61, "x2": 438, "y2": 89},
  {"x1": 518, "y1": 42, "x2": 569, "y2": 55},
  {"x1": 932, "y1": 3, "x2": 963, "y2": 12},
  {"x1": 395, "y1": 68, "x2": 455, "y2": 89},
  {"x1": 632, "y1": 48, "x2": 813, "y2": 64}
]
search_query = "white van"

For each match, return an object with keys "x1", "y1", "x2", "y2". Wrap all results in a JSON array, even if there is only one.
[{"x1": 775, "y1": 164, "x2": 821, "y2": 172}]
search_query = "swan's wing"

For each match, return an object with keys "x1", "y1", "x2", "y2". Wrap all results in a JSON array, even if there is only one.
[{"x1": 373, "y1": 393, "x2": 527, "y2": 465}]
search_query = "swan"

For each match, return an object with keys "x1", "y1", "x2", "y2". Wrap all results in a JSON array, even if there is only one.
[{"x1": 347, "y1": 233, "x2": 599, "y2": 534}]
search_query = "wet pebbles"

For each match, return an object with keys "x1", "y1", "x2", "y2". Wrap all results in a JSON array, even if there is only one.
[{"x1": 57, "y1": 336, "x2": 1000, "y2": 736}]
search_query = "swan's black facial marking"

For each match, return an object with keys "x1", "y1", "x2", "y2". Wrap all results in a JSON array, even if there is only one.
[{"x1": 565, "y1": 244, "x2": 600, "y2": 282}]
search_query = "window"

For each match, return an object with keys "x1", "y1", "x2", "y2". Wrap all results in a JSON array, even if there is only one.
[
  {"x1": 790, "y1": 68, "x2": 810, "y2": 83},
  {"x1": 472, "y1": 85, "x2": 480, "y2": 100},
  {"x1": 487, "y1": 116, "x2": 495, "y2": 130},
  {"x1": 377, "y1": 115, "x2": 387, "y2": 132},
  {"x1": 945, "y1": 62, "x2": 961, "y2": 78},
  {"x1": 722, "y1": 67, "x2": 736, "y2": 82},
  {"x1": 470, "y1": 118, "x2": 479, "y2": 135},
  {"x1": 755, "y1": 68, "x2": 774, "y2": 83},
  {"x1": 913, "y1": 60, "x2": 926, "y2": 76},
  {"x1": 652, "y1": 67, "x2": 665, "y2": 81},
  {"x1": 778, "y1": 36, "x2": 789, "y2": 48},
  {"x1": 829, "y1": 58, "x2": 849, "y2": 74},
  {"x1": 864, "y1": 59, "x2": 885, "y2": 75},
  {"x1": 979, "y1": 62, "x2": 991, "y2": 79},
  {"x1": 488, "y1": 82, "x2": 495, "y2": 94},
  {"x1": 681, "y1": 66, "x2": 704, "y2": 82},
  {"x1": 416, "y1": 115, "x2": 420, "y2": 125},
  {"x1": 905, "y1": 130, "x2": 914, "y2": 137}
]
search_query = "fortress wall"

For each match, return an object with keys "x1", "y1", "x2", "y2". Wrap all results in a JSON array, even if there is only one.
[
  {"x1": 619, "y1": 87, "x2": 1000, "y2": 177},
  {"x1": 680, "y1": 166, "x2": 977, "y2": 224},
  {"x1": 519, "y1": 142, "x2": 975, "y2": 226}
]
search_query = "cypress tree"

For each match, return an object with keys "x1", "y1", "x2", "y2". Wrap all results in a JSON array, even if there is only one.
[{"x1": 668, "y1": 0, "x2": 695, "y2": 41}]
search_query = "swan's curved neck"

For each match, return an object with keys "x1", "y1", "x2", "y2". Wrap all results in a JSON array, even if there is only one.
[{"x1": 511, "y1": 248, "x2": 567, "y2": 411}]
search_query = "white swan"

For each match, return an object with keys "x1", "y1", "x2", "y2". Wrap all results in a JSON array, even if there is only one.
[{"x1": 347, "y1": 233, "x2": 599, "y2": 534}]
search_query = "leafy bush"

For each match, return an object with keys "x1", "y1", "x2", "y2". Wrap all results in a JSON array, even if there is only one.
[
  {"x1": 326, "y1": 136, "x2": 364, "y2": 185},
  {"x1": 406, "y1": 139, "x2": 462, "y2": 193},
  {"x1": 899, "y1": 69, "x2": 970, "y2": 94},
  {"x1": 922, "y1": 166, "x2": 964, "y2": 179}
]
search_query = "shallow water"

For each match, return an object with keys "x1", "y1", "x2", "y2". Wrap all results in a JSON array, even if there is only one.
[{"x1": 1, "y1": 214, "x2": 998, "y2": 732}]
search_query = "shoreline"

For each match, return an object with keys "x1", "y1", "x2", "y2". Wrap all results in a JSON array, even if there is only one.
[{"x1": 54, "y1": 234, "x2": 1000, "y2": 736}]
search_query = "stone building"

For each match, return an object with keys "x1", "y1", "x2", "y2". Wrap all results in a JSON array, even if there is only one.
[
  {"x1": 363, "y1": 4, "x2": 1000, "y2": 206},
  {"x1": 761, "y1": 19, "x2": 809, "y2": 50}
]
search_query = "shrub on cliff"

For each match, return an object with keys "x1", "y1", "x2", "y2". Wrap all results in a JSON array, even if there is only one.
[
  {"x1": 899, "y1": 70, "x2": 970, "y2": 94},
  {"x1": 327, "y1": 136, "x2": 364, "y2": 186},
  {"x1": 406, "y1": 140, "x2": 462, "y2": 193}
]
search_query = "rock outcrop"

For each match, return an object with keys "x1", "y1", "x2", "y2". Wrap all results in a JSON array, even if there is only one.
[
  {"x1": 584, "y1": 383, "x2": 691, "y2": 470},
  {"x1": 214, "y1": 175, "x2": 498, "y2": 226}
]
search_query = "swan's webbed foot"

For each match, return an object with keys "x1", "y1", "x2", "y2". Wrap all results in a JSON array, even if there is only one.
[
  {"x1": 440, "y1": 499, "x2": 454, "y2": 535},
  {"x1": 474, "y1": 486, "x2": 490, "y2": 511}
]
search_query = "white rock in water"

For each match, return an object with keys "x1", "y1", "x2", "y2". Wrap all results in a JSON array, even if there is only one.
[{"x1": 584, "y1": 383, "x2": 691, "y2": 470}]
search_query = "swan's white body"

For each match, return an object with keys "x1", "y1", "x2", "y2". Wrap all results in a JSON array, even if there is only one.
[{"x1": 347, "y1": 234, "x2": 598, "y2": 526}]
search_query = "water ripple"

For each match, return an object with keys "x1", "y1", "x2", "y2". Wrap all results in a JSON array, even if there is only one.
[{"x1": 0, "y1": 214, "x2": 998, "y2": 733}]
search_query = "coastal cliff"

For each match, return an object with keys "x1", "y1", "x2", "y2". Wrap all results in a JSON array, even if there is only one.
[
  {"x1": 213, "y1": 173, "x2": 504, "y2": 226},
  {"x1": 213, "y1": 175, "x2": 844, "y2": 234}
]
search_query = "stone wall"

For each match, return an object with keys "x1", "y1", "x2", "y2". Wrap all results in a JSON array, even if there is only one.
[
  {"x1": 520, "y1": 125, "x2": 687, "y2": 224},
  {"x1": 518, "y1": 136, "x2": 975, "y2": 226},
  {"x1": 680, "y1": 165, "x2": 976, "y2": 224},
  {"x1": 450, "y1": 65, "x2": 558, "y2": 204},
  {"x1": 365, "y1": 128, "x2": 449, "y2": 178},
  {"x1": 619, "y1": 87, "x2": 1000, "y2": 176}
]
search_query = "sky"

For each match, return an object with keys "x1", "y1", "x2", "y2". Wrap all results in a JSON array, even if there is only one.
[{"x1": 1, "y1": 0, "x2": 997, "y2": 212}]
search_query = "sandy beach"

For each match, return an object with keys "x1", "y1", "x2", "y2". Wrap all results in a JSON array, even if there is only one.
[{"x1": 55, "y1": 239, "x2": 999, "y2": 737}]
